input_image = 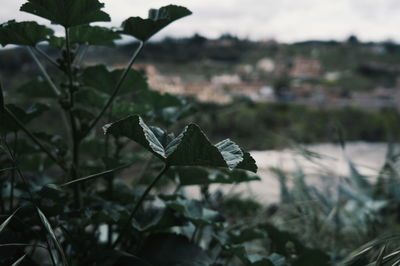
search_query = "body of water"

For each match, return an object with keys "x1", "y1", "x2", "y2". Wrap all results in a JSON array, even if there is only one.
[{"x1": 185, "y1": 142, "x2": 393, "y2": 203}]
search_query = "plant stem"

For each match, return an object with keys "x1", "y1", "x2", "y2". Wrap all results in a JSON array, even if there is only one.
[
  {"x1": 64, "y1": 26, "x2": 82, "y2": 209},
  {"x1": 34, "y1": 46, "x2": 59, "y2": 69},
  {"x1": 27, "y1": 47, "x2": 61, "y2": 97},
  {"x1": 4, "y1": 107, "x2": 68, "y2": 172},
  {"x1": 82, "y1": 41, "x2": 144, "y2": 138},
  {"x1": 111, "y1": 164, "x2": 169, "y2": 248}
]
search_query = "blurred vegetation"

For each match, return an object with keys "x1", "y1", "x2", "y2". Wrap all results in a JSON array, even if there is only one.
[{"x1": 190, "y1": 100, "x2": 400, "y2": 150}]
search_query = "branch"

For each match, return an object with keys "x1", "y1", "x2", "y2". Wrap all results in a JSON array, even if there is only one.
[
  {"x1": 82, "y1": 41, "x2": 144, "y2": 138},
  {"x1": 27, "y1": 47, "x2": 61, "y2": 97},
  {"x1": 111, "y1": 164, "x2": 169, "y2": 248}
]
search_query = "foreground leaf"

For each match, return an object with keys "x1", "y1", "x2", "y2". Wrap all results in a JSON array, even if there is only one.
[
  {"x1": 104, "y1": 115, "x2": 257, "y2": 172},
  {"x1": 121, "y1": 5, "x2": 192, "y2": 41},
  {"x1": 0, "y1": 20, "x2": 53, "y2": 47},
  {"x1": 20, "y1": 0, "x2": 110, "y2": 28}
]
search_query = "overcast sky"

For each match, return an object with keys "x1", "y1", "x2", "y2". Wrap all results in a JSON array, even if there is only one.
[{"x1": 1, "y1": 0, "x2": 400, "y2": 43}]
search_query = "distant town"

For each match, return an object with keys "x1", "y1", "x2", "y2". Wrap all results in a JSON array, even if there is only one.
[{"x1": 2, "y1": 34, "x2": 400, "y2": 110}]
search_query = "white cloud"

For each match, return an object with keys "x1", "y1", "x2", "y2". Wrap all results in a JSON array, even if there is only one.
[{"x1": 1, "y1": 0, "x2": 400, "y2": 42}]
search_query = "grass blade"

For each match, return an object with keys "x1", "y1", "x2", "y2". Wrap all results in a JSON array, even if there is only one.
[
  {"x1": 60, "y1": 164, "x2": 130, "y2": 187},
  {"x1": 375, "y1": 244, "x2": 386, "y2": 266},
  {"x1": 11, "y1": 254, "x2": 27, "y2": 266},
  {"x1": 0, "y1": 80, "x2": 4, "y2": 113},
  {"x1": 37, "y1": 207, "x2": 69, "y2": 266},
  {"x1": 0, "y1": 207, "x2": 20, "y2": 234}
]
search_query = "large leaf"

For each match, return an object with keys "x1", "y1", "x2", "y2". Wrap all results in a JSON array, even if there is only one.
[
  {"x1": 20, "y1": 0, "x2": 110, "y2": 28},
  {"x1": 104, "y1": 115, "x2": 257, "y2": 172},
  {"x1": 80, "y1": 65, "x2": 148, "y2": 95},
  {"x1": 49, "y1": 25, "x2": 121, "y2": 48},
  {"x1": 0, "y1": 20, "x2": 53, "y2": 47},
  {"x1": 104, "y1": 115, "x2": 168, "y2": 160},
  {"x1": 121, "y1": 5, "x2": 192, "y2": 41},
  {"x1": 137, "y1": 233, "x2": 212, "y2": 266},
  {"x1": 167, "y1": 167, "x2": 260, "y2": 186}
]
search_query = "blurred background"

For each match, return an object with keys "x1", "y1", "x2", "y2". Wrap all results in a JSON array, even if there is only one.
[{"x1": 2, "y1": 1, "x2": 400, "y2": 177}]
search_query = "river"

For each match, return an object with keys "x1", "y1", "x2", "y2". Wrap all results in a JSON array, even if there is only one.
[{"x1": 185, "y1": 142, "x2": 394, "y2": 203}]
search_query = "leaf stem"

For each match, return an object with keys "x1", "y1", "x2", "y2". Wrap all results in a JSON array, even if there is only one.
[
  {"x1": 111, "y1": 164, "x2": 169, "y2": 248},
  {"x1": 82, "y1": 41, "x2": 144, "y2": 138},
  {"x1": 4, "y1": 107, "x2": 68, "y2": 172},
  {"x1": 27, "y1": 47, "x2": 61, "y2": 97}
]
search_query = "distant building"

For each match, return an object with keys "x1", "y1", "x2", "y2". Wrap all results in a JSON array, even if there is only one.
[
  {"x1": 211, "y1": 74, "x2": 241, "y2": 86},
  {"x1": 290, "y1": 57, "x2": 322, "y2": 79},
  {"x1": 257, "y1": 58, "x2": 275, "y2": 73}
]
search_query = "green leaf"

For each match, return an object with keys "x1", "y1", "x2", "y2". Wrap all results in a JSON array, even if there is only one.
[
  {"x1": 215, "y1": 139, "x2": 243, "y2": 169},
  {"x1": 20, "y1": 0, "x2": 111, "y2": 28},
  {"x1": 237, "y1": 152, "x2": 258, "y2": 173},
  {"x1": 36, "y1": 207, "x2": 68, "y2": 266},
  {"x1": 0, "y1": 103, "x2": 49, "y2": 133},
  {"x1": 16, "y1": 77, "x2": 56, "y2": 98},
  {"x1": 137, "y1": 233, "x2": 212, "y2": 266},
  {"x1": 0, "y1": 20, "x2": 53, "y2": 47},
  {"x1": 228, "y1": 227, "x2": 267, "y2": 245},
  {"x1": 104, "y1": 115, "x2": 257, "y2": 172},
  {"x1": 104, "y1": 115, "x2": 168, "y2": 160},
  {"x1": 49, "y1": 25, "x2": 121, "y2": 48},
  {"x1": 110, "y1": 90, "x2": 195, "y2": 126},
  {"x1": 213, "y1": 234, "x2": 275, "y2": 266},
  {"x1": 165, "y1": 124, "x2": 233, "y2": 168},
  {"x1": 121, "y1": 5, "x2": 192, "y2": 41},
  {"x1": 162, "y1": 197, "x2": 222, "y2": 226},
  {"x1": 11, "y1": 254, "x2": 27, "y2": 266},
  {"x1": 132, "y1": 207, "x2": 183, "y2": 232},
  {"x1": 167, "y1": 167, "x2": 260, "y2": 186},
  {"x1": 138, "y1": 89, "x2": 196, "y2": 125},
  {"x1": 80, "y1": 65, "x2": 148, "y2": 95}
]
